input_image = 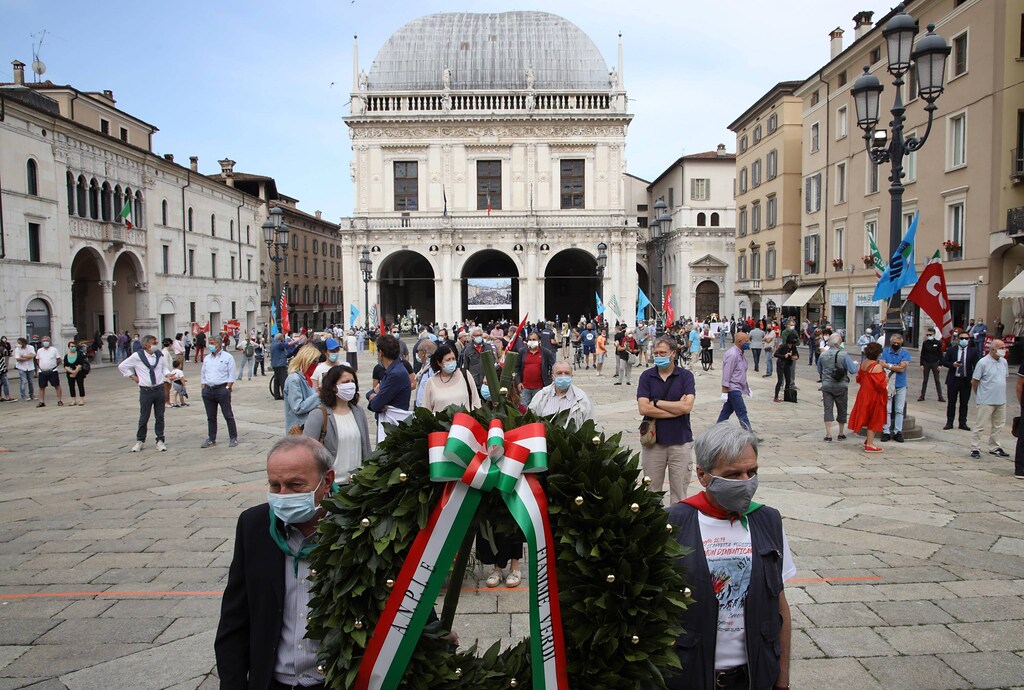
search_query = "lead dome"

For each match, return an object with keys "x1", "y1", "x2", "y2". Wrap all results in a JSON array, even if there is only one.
[{"x1": 366, "y1": 11, "x2": 612, "y2": 91}]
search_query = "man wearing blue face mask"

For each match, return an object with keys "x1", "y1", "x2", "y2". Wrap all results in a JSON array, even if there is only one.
[
  {"x1": 200, "y1": 334, "x2": 238, "y2": 448},
  {"x1": 216, "y1": 435, "x2": 336, "y2": 689},
  {"x1": 665, "y1": 422, "x2": 795, "y2": 690},
  {"x1": 527, "y1": 360, "x2": 594, "y2": 429},
  {"x1": 942, "y1": 328, "x2": 980, "y2": 431}
]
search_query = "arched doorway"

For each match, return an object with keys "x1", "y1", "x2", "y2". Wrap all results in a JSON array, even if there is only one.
[
  {"x1": 636, "y1": 263, "x2": 651, "y2": 301},
  {"x1": 71, "y1": 248, "x2": 106, "y2": 337},
  {"x1": 461, "y1": 249, "x2": 518, "y2": 325},
  {"x1": 379, "y1": 250, "x2": 435, "y2": 325},
  {"x1": 25, "y1": 298, "x2": 51, "y2": 341},
  {"x1": 695, "y1": 280, "x2": 720, "y2": 321},
  {"x1": 112, "y1": 251, "x2": 144, "y2": 334},
  {"x1": 544, "y1": 249, "x2": 596, "y2": 323}
]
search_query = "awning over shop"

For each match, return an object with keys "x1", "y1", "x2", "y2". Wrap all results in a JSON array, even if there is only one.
[
  {"x1": 998, "y1": 272, "x2": 1024, "y2": 299},
  {"x1": 782, "y1": 284, "x2": 824, "y2": 308}
]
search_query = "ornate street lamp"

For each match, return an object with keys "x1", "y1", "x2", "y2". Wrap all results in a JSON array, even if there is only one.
[
  {"x1": 359, "y1": 246, "x2": 373, "y2": 331},
  {"x1": 596, "y1": 241, "x2": 607, "y2": 320},
  {"x1": 651, "y1": 197, "x2": 670, "y2": 325},
  {"x1": 851, "y1": 5, "x2": 950, "y2": 342},
  {"x1": 262, "y1": 206, "x2": 289, "y2": 332}
]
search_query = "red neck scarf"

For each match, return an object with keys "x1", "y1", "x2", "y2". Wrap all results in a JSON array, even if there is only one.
[{"x1": 681, "y1": 491, "x2": 763, "y2": 529}]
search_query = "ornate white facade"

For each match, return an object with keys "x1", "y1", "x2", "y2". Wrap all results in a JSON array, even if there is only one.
[{"x1": 340, "y1": 12, "x2": 637, "y2": 326}]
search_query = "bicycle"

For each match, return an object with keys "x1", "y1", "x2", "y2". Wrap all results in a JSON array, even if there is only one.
[
  {"x1": 572, "y1": 342, "x2": 585, "y2": 370},
  {"x1": 269, "y1": 373, "x2": 283, "y2": 400},
  {"x1": 700, "y1": 346, "x2": 713, "y2": 372}
]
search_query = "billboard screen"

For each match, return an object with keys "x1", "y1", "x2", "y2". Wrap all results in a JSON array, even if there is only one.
[{"x1": 467, "y1": 277, "x2": 513, "y2": 311}]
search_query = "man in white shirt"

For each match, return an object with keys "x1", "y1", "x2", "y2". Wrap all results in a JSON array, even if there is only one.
[
  {"x1": 34, "y1": 338, "x2": 63, "y2": 408},
  {"x1": 528, "y1": 360, "x2": 595, "y2": 429},
  {"x1": 118, "y1": 334, "x2": 175, "y2": 452},
  {"x1": 971, "y1": 339, "x2": 1009, "y2": 459},
  {"x1": 200, "y1": 334, "x2": 238, "y2": 448},
  {"x1": 13, "y1": 338, "x2": 37, "y2": 401}
]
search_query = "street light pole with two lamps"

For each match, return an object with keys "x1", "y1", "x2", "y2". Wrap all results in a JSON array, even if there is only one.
[
  {"x1": 359, "y1": 247, "x2": 373, "y2": 331},
  {"x1": 649, "y1": 196, "x2": 672, "y2": 325},
  {"x1": 261, "y1": 206, "x2": 289, "y2": 333}
]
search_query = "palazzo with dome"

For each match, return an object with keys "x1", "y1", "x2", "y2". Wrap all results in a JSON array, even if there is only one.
[{"x1": 339, "y1": 11, "x2": 640, "y2": 326}]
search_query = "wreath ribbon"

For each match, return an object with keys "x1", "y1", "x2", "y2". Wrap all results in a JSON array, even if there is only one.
[{"x1": 355, "y1": 412, "x2": 569, "y2": 690}]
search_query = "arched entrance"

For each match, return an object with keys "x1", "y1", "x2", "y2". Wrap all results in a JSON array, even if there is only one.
[
  {"x1": 636, "y1": 263, "x2": 651, "y2": 303},
  {"x1": 379, "y1": 250, "x2": 435, "y2": 325},
  {"x1": 461, "y1": 249, "x2": 518, "y2": 325},
  {"x1": 112, "y1": 251, "x2": 144, "y2": 334},
  {"x1": 695, "y1": 280, "x2": 720, "y2": 321},
  {"x1": 25, "y1": 298, "x2": 51, "y2": 341},
  {"x1": 71, "y1": 248, "x2": 106, "y2": 337},
  {"x1": 544, "y1": 249, "x2": 596, "y2": 323}
]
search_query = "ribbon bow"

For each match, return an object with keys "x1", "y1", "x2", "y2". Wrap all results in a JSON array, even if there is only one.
[{"x1": 356, "y1": 413, "x2": 568, "y2": 690}]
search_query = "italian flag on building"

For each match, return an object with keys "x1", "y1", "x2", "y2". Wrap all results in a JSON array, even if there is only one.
[{"x1": 119, "y1": 200, "x2": 132, "y2": 229}]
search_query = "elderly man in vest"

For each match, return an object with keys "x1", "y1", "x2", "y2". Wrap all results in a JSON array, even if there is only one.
[{"x1": 665, "y1": 422, "x2": 795, "y2": 690}]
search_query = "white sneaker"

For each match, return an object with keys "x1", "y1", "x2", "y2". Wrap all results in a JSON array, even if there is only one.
[
  {"x1": 156, "y1": 440, "x2": 167, "y2": 452},
  {"x1": 485, "y1": 567, "x2": 503, "y2": 588},
  {"x1": 505, "y1": 569, "x2": 522, "y2": 587},
  {"x1": 130, "y1": 441, "x2": 144, "y2": 452}
]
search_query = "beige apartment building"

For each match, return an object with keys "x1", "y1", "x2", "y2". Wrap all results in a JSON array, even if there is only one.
[
  {"x1": 792, "y1": 0, "x2": 1024, "y2": 342},
  {"x1": 729, "y1": 81, "x2": 806, "y2": 321}
]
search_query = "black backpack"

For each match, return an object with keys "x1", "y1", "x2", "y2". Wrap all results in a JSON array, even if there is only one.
[{"x1": 829, "y1": 350, "x2": 847, "y2": 381}]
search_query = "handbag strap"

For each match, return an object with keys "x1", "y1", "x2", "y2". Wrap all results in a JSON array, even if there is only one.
[
  {"x1": 461, "y1": 368, "x2": 474, "y2": 406},
  {"x1": 318, "y1": 405, "x2": 329, "y2": 445}
]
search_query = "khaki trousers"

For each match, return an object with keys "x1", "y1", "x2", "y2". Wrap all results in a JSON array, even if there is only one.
[
  {"x1": 641, "y1": 442, "x2": 693, "y2": 504},
  {"x1": 971, "y1": 403, "x2": 1005, "y2": 452}
]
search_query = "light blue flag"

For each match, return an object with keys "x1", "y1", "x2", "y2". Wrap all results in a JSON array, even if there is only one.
[
  {"x1": 269, "y1": 301, "x2": 279, "y2": 337},
  {"x1": 595, "y1": 292, "x2": 605, "y2": 316},
  {"x1": 349, "y1": 304, "x2": 360, "y2": 328},
  {"x1": 873, "y1": 211, "x2": 919, "y2": 301},
  {"x1": 637, "y1": 288, "x2": 651, "y2": 322}
]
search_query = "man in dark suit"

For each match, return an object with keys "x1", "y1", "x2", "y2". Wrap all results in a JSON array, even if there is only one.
[
  {"x1": 943, "y1": 328, "x2": 981, "y2": 431},
  {"x1": 216, "y1": 435, "x2": 335, "y2": 690}
]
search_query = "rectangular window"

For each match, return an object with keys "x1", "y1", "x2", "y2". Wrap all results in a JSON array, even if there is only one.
[
  {"x1": 231, "y1": 301, "x2": 237, "y2": 320},
  {"x1": 804, "y1": 234, "x2": 820, "y2": 273},
  {"x1": 100, "y1": 119, "x2": 110, "y2": 135},
  {"x1": 751, "y1": 202, "x2": 761, "y2": 233},
  {"x1": 805, "y1": 174, "x2": 822, "y2": 212},
  {"x1": 190, "y1": 302, "x2": 196, "y2": 323},
  {"x1": 867, "y1": 161, "x2": 879, "y2": 194},
  {"x1": 751, "y1": 251, "x2": 761, "y2": 279},
  {"x1": 949, "y1": 113, "x2": 967, "y2": 168},
  {"x1": 476, "y1": 160, "x2": 502, "y2": 210},
  {"x1": 810, "y1": 90, "x2": 820, "y2": 106},
  {"x1": 766, "y1": 248, "x2": 777, "y2": 279},
  {"x1": 162, "y1": 244, "x2": 170, "y2": 274},
  {"x1": 836, "y1": 162, "x2": 847, "y2": 203},
  {"x1": 739, "y1": 168, "x2": 748, "y2": 193},
  {"x1": 739, "y1": 207, "x2": 747, "y2": 236},
  {"x1": 948, "y1": 202, "x2": 965, "y2": 259},
  {"x1": 211, "y1": 253, "x2": 217, "y2": 279},
  {"x1": 766, "y1": 150, "x2": 778, "y2": 179},
  {"x1": 394, "y1": 161, "x2": 419, "y2": 211},
  {"x1": 292, "y1": 255, "x2": 298, "y2": 274},
  {"x1": 188, "y1": 249, "x2": 195, "y2": 277},
  {"x1": 753, "y1": 125, "x2": 762, "y2": 143},
  {"x1": 907, "y1": 67, "x2": 918, "y2": 102},
  {"x1": 119, "y1": 127, "x2": 129, "y2": 143},
  {"x1": 247, "y1": 258, "x2": 252, "y2": 281},
  {"x1": 751, "y1": 160, "x2": 762, "y2": 187},
  {"x1": 313, "y1": 259, "x2": 318, "y2": 277},
  {"x1": 838, "y1": 70, "x2": 847, "y2": 87},
  {"x1": 767, "y1": 113, "x2": 778, "y2": 133},
  {"x1": 691, "y1": 178, "x2": 710, "y2": 201},
  {"x1": 738, "y1": 254, "x2": 747, "y2": 279},
  {"x1": 870, "y1": 46, "x2": 881, "y2": 63},
  {"x1": 304, "y1": 257, "x2": 308, "y2": 274},
  {"x1": 739, "y1": 135, "x2": 748, "y2": 152},
  {"x1": 865, "y1": 220, "x2": 878, "y2": 253},
  {"x1": 766, "y1": 196, "x2": 777, "y2": 228},
  {"x1": 952, "y1": 32, "x2": 968, "y2": 77},
  {"x1": 560, "y1": 159, "x2": 585, "y2": 209},
  {"x1": 810, "y1": 122, "x2": 820, "y2": 152},
  {"x1": 231, "y1": 256, "x2": 236, "y2": 280},
  {"x1": 668, "y1": 187, "x2": 675, "y2": 208},
  {"x1": 837, "y1": 106, "x2": 848, "y2": 139},
  {"x1": 834, "y1": 227, "x2": 845, "y2": 265},
  {"x1": 28, "y1": 222, "x2": 41, "y2": 262}
]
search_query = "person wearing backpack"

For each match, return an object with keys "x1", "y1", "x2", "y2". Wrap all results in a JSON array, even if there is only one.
[
  {"x1": 238, "y1": 337, "x2": 255, "y2": 381},
  {"x1": 818, "y1": 333, "x2": 858, "y2": 442}
]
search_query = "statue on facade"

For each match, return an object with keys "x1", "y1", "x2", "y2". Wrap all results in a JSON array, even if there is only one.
[
  {"x1": 442, "y1": 66, "x2": 452, "y2": 91},
  {"x1": 525, "y1": 64, "x2": 535, "y2": 90},
  {"x1": 358, "y1": 70, "x2": 368, "y2": 91},
  {"x1": 609, "y1": 67, "x2": 618, "y2": 88},
  {"x1": 441, "y1": 91, "x2": 451, "y2": 114}
]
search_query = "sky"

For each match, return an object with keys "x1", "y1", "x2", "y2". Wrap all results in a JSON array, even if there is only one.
[{"x1": 2, "y1": 0, "x2": 889, "y2": 221}]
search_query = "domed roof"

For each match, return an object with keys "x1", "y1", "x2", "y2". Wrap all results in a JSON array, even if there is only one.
[{"x1": 367, "y1": 12, "x2": 611, "y2": 92}]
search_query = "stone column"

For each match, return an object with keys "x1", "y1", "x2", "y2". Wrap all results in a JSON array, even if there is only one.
[
  {"x1": 99, "y1": 280, "x2": 116, "y2": 334},
  {"x1": 440, "y1": 244, "x2": 454, "y2": 324},
  {"x1": 525, "y1": 244, "x2": 538, "y2": 320}
]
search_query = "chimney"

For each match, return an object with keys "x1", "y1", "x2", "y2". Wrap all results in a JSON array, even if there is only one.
[
  {"x1": 218, "y1": 158, "x2": 236, "y2": 187},
  {"x1": 853, "y1": 11, "x2": 874, "y2": 40},
  {"x1": 716, "y1": 143, "x2": 727, "y2": 157},
  {"x1": 189, "y1": 156, "x2": 198, "y2": 172},
  {"x1": 101, "y1": 89, "x2": 115, "y2": 102},
  {"x1": 11, "y1": 60, "x2": 25, "y2": 85},
  {"x1": 315, "y1": 210, "x2": 322, "y2": 219},
  {"x1": 163, "y1": 153, "x2": 175, "y2": 162},
  {"x1": 830, "y1": 27, "x2": 845, "y2": 60}
]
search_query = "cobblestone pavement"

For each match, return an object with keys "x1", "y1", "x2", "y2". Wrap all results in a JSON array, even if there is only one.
[{"x1": 1, "y1": 344, "x2": 1023, "y2": 689}]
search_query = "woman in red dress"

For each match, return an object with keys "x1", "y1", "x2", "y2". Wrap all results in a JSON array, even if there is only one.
[{"x1": 847, "y1": 341, "x2": 888, "y2": 452}]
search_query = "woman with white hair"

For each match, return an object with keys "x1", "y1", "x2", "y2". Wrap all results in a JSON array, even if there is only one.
[{"x1": 818, "y1": 332, "x2": 859, "y2": 442}]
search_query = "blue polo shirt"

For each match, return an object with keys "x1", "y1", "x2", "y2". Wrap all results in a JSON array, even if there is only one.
[
  {"x1": 880, "y1": 346, "x2": 912, "y2": 388},
  {"x1": 636, "y1": 365, "x2": 696, "y2": 445}
]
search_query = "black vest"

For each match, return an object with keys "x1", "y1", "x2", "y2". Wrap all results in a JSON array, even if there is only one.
[{"x1": 664, "y1": 502, "x2": 785, "y2": 690}]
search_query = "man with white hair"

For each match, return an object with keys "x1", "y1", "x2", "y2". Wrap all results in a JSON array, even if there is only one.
[
  {"x1": 528, "y1": 360, "x2": 594, "y2": 429},
  {"x1": 458, "y1": 326, "x2": 492, "y2": 387},
  {"x1": 970, "y1": 339, "x2": 1009, "y2": 460},
  {"x1": 665, "y1": 422, "x2": 794, "y2": 690}
]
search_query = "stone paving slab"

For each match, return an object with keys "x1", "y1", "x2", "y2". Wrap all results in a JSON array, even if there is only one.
[{"x1": 1, "y1": 349, "x2": 1023, "y2": 687}]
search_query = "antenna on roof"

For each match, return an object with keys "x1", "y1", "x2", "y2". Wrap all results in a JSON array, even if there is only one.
[{"x1": 30, "y1": 30, "x2": 48, "y2": 81}]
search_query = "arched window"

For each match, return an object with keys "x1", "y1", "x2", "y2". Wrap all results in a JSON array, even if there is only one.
[
  {"x1": 134, "y1": 190, "x2": 143, "y2": 228},
  {"x1": 89, "y1": 179, "x2": 100, "y2": 220},
  {"x1": 303, "y1": 286, "x2": 310, "y2": 304},
  {"x1": 211, "y1": 214, "x2": 216, "y2": 236},
  {"x1": 314, "y1": 286, "x2": 320, "y2": 304},
  {"x1": 76, "y1": 176, "x2": 87, "y2": 217},
  {"x1": 246, "y1": 225, "x2": 250, "y2": 244},
  {"x1": 66, "y1": 171, "x2": 75, "y2": 214},
  {"x1": 114, "y1": 185, "x2": 123, "y2": 220},
  {"x1": 100, "y1": 182, "x2": 113, "y2": 221},
  {"x1": 321, "y1": 241, "x2": 327, "y2": 255},
  {"x1": 161, "y1": 199, "x2": 168, "y2": 226},
  {"x1": 697, "y1": 212, "x2": 707, "y2": 227},
  {"x1": 123, "y1": 187, "x2": 133, "y2": 226},
  {"x1": 230, "y1": 219, "x2": 235, "y2": 240},
  {"x1": 26, "y1": 159, "x2": 38, "y2": 196},
  {"x1": 188, "y1": 207, "x2": 194, "y2": 231},
  {"x1": 710, "y1": 212, "x2": 720, "y2": 227}
]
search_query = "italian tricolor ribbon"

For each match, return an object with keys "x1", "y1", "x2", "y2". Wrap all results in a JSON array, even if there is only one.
[{"x1": 355, "y1": 413, "x2": 569, "y2": 690}]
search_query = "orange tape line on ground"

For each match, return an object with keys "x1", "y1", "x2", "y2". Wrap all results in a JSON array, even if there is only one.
[
  {"x1": 188, "y1": 485, "x2": 264, "y2": 491},
  {"x1": 0, "y1": 590, "x2": 223, "y2": 600},
  {"x1": 786, "y1": 576, "x2": 883, "y2": 584}
]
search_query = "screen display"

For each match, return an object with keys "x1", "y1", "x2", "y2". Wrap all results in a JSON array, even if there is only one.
[{"x1": 467, "y1": 277, "x2": 512, "y2": 310}]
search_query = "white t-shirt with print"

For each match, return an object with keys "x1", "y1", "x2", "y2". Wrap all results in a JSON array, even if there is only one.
[{"x1": 698, "y1": 512, "x2": 797, "y2": 671}]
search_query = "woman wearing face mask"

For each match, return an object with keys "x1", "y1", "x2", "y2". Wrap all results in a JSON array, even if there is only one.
[
  {"x1": 847, "y1": 342, "x2": 889, "y2": 452},
  {"x1": 284, "y1": 345, "x2": 325, "y2": 434},
  {"x1": 418, "y1": 345, "x2": 481, "y2": 413},
  {"x1": 302, "y1": 364, "x2": 371, "y2": 479},
  {"x1": 773, "y1": 335, "x2": 801, "y2": 403},
  {"x1": 63, "y1": 341, "x2": 87, "y2": 406}
]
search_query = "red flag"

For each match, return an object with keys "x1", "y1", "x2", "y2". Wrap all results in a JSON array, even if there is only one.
[
  {"x1": 486, "y1": 191, "x2": 492, "y2": 217},
  {"x1": 280, "y1": 287, "x2": 291, "y2": 335},
  {"x1": 907, "y1": 251, "x2": 953, "y2": 341},
  {"x1": 663, "y1": 288, "x2": 675, "y2": 325},
  {"x1": 378, "y1": 305, "x2": 386, "y2": 335},
  {"x1": 507, "y1": 313, "x2": 529, "y2": 350}
]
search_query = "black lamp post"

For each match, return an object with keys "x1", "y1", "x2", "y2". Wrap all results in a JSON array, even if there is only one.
[
  {"x1": 596, "y1": 241, "x2": 607, "y2": 321},
  {"x1": 851, "y1": 4, "x2": 950, "y2": 342},
  {"x1": 261, "y1": 206, "x2": 289, "y2": 332},
  {"x1": 650, "y1": 197, "x2": 670, "y2": 324},
  {"x1": 359, "y1": 246, "x2": 373, "y2": 331}
]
